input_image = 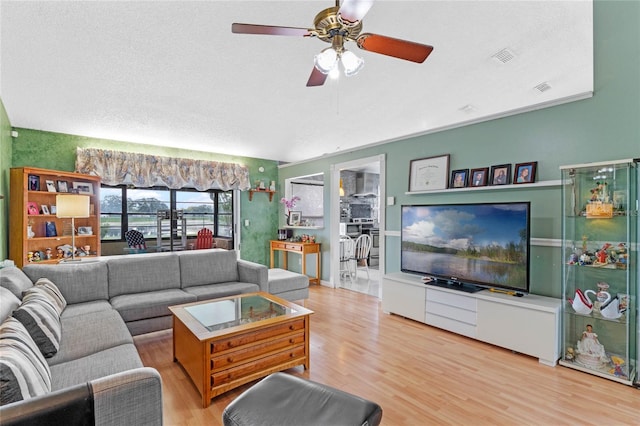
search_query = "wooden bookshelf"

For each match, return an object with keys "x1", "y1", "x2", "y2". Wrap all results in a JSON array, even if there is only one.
[{"x1": 10, "y1": 167, "x2": 101, "y2": 267}]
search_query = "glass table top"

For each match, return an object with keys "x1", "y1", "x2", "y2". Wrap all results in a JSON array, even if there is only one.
[{"x1": 184, "y1": 294, "x2": 297, "y2": 332}]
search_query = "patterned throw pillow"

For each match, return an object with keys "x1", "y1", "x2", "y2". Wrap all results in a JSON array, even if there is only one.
[
  {"x1": 0, "y1": 317, "x2": 52, "y2": 405},
  {"x1": 13, "y1": 289, "x2": 62, "y2": 358},
  {"x1": 33, "y1": 278, "x2": 67, "y2": 314}
]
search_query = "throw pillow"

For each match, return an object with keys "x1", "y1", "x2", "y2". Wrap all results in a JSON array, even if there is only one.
[
  {"x1": 0, "y1": 287, "x2": 21, "y2": 323},
  {"x1": 0, "y1": 267, "x2": 33, "y2": 299},
  {"x1": 13, "y1": 290, "x2": 62, "y2": 358},
  {"x1": 34, "y1": 278, "x2": 67, "y2": 314},
  {"x1": 0, "y1": 317, "x2": 52, "y2": 406}
]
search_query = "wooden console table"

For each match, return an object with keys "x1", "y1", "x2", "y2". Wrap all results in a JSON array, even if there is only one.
[{"x1": 270, "y1": 240, "x2": 321, "y2": 285}]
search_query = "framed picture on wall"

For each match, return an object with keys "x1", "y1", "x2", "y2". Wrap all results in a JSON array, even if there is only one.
[
  {"x1": 408, "y1": 154, "x2": 450, "y2": 192},
  {"x1": 470, "y1": 167, "x2": 489, "y2": 187},
  {"x1": 450, "y1": 169, "x2": 468, "y2": 188},
  {"x1": 514, "y1": 161, "x2": 537, "y2": 184},
  {"x1": 490, "y1": 164, "x2": 511, "y2": 185}
]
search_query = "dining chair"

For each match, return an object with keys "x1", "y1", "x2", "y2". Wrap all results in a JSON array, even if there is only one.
[
  {"x1": 352, "y1": 234, "x2": 372, "y2": 280},
  {"x1": 339, "y1": 235, "x2": 355, "y2": 282}
]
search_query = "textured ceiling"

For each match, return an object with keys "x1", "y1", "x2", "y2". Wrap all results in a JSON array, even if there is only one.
[{"x1": 0, "y1": 1, "x2": 593, "y2": 163}]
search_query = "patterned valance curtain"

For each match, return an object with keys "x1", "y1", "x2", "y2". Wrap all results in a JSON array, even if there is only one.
[{"x1": 75, "y1": 147, "x2": 251, "y2": 191}]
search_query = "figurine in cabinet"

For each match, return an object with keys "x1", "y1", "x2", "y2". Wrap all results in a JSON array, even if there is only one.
[{"x1": 575, "y1": 324, "x2": 608, "y2": 367}]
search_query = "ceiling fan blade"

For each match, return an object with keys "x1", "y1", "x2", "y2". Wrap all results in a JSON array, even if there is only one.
[
  {"x1": 338, "y1": 0, "x2": 374, "y2": 25},
  {"x1": 356, "y1": 33, "x2": 434, "y2": 63},
  {"x1": 232, "y1": 23, "x2": 312, "y2": 37},
  {"x1": 306, "y1": 67, "x2": 328, "y2": 87}
]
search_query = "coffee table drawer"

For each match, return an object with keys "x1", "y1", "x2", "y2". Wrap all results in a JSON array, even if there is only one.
[
  {"x1": 211, "y1": 345, "x2": 306, "y2": 386},
  {"x1": 210, "y1": 319, "x2": 305, "y2": 353},
  {"x1": 211, "y1": 332, "x2": 305, "y2": 370}
]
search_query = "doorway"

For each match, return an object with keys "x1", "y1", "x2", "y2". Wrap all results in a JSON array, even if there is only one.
[{"x1": 330, "y1": 155, "x2": 385, "y2": 297}]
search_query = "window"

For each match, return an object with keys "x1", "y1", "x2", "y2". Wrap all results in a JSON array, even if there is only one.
[
  {"x1": 285, "y1": 173, "x2": 324, "y2": 227},
  {"x1": 100, "y1": 185, "x2": 234, "y2": 242}
]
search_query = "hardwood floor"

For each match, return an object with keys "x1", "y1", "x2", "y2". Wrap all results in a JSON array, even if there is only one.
[{"x1": 135, "y1": 285, "x2": 640, "y2": 425}]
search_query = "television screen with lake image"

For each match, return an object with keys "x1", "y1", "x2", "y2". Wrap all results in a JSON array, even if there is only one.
[{"x1": 401, "y1": 202, "x2": 530, "y2": 293}]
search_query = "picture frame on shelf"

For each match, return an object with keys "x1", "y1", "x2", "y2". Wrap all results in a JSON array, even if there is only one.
[
  {"x1": 450, "y1": 169, "x2": 468, "y2": 188},
  {"x1": 41, "y1": 205, "x2": 50, "y2": 215},
  {"x1": 470, "y1": 167, "x2": 489, "y2": 187},
  {"x1": 45, "y1": 221, "x2": 57, "y2": 237},
  {"x1": 50, "y1": 205, "x2": 57, "y2": 215},
  {"x1": 514, "y1": 161, "x2": 537, "y2": 184},
  {"x1": 28, "y1": 175, "x2": 40, "y2": 191},
  {"x1": 72, "y1": 182, "x2": 94, "y2": 195},
  {"x1": 45, "y1": 179, "x2": 57, "y2": 192},
  {"x1": 57, "y1": 180, "x2": 69, "y2": 193},
  {"x1": 27, "y1": 202, "x2": 39, "y2": 215},
  {"x1": 77, "y1": 226, "x2": 93, "y2": 235},
  {"x1": 288, "y1": 211, "x2": 301, "y2": 226},
  {"x1": 408, "y1": 154, "x2": 450, "y2": 192},
  {"x1": 490, "y1": 164, "x2": 511, "y2": 185}
]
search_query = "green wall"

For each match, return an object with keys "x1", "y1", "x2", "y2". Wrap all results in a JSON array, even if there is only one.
[
  {"x1": 279, "y1": 0, "x2": 640, "y2": 298},
  {"x1": 3, "y1": 1, "x2": 638, "y2": 296},
  {"x1": 0, "y1": 98, "x2": 12, "y2": 260},
  {"x1": 10, "y1": 128, "x2": 280, "y2": 265}
]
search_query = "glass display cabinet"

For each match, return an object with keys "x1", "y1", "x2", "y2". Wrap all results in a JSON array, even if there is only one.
[{"x1": 559, "y1": 159, "x2": 638, "y2": 385}]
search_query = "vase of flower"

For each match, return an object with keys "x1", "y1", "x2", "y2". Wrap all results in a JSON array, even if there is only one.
[{"x1": 280, "y1": 196, "x2": 301, "y2": 222}]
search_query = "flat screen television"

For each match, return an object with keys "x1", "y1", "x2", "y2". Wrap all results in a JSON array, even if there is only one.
[{"x1": 401, "y1": 202, "x2": 530, "y2": 294}]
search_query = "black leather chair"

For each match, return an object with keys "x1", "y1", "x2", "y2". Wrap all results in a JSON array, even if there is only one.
[{"x1": 222, "y1": 373, "x2": 382, "y2": 426}]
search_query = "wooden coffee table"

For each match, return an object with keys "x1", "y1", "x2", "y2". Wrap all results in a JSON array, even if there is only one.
[{"x1": 169, "y1": 292, "x2": 313, "y2": 407}]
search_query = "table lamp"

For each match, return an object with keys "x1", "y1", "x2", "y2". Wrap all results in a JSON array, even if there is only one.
[{"x1": 56, "y1": 194, "x2": 90, "y2": 262}]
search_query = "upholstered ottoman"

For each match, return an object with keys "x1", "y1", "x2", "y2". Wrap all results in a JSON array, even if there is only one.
[
  {"x1": 268, "y1": 268, "x2": 309, "y2": 301},
  {"x1": 222, "y1": 372, "x2": 382, "y2": 426}
]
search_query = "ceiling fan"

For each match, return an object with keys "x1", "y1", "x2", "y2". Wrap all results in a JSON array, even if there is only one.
[{"x1": 231, "y1": 0, "x2": 434, "y2": 87}]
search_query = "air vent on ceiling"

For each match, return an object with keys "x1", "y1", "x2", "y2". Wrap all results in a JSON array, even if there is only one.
[
  {"x1": 492, "y1": 48, "x2": 515, "y2": 64},
  {"x1": 534, "y1": 82, "x2": 552, "y2": 93}
]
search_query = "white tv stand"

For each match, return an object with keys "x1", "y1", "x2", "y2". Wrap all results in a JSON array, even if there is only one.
[{"x1": 382, "y1": 272, "x2": 561, "y2": 366}]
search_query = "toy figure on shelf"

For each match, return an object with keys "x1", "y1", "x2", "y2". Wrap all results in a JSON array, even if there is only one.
[
  {"x1": 593, "y1": 243, "x2": 612, "y2": 266},
  {"x1": 590, "y1": 181, "x2": 609, "y2": 203},
  {"x1": 565, "y1": 347, "x2": 575, "y2": 361},
  {"x1": 575, "y1": 324, "x2": 609, "y2": 368},
  {"x1": 609, "y1": 356, "x2": 628, "y2": 379}
]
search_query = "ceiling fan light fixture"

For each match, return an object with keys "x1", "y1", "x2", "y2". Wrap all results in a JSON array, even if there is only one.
[
  {"x1": 314, "y1": 47, "x2": 338, "y2": 74},
  {"x1": 341, "y1": 50, "x2": 364, "y2": 76}
]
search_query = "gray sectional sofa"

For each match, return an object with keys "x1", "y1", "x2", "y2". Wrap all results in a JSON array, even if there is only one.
[{"x1": 0, "y1": 249, "x2": 275, "y2": 425}]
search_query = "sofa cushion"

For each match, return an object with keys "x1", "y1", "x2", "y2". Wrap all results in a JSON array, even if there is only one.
[
  {"x1": 60, "y1": 300, "x2": 113, "y2": 319},
  {"x1": 47, "y1": 309, "x2": 133, "y2": 366},
  {"x1": 110, "y1": 289, "x2": 196, "y2": 323},
  {"x1": 0, "y1": 317, "x2": 52, "y2": 405},
  {"x1": 0, "y1": 267, "x2": 33, "y2": 299},
  {"x1": 49, "y1": 344, "x2": 143, "y2": 391},
  {"x1": 12, "y1": 290, "x2": 62, "y2": 358},
  {"x1": 178, "y1": 249, "x2": 239, "y2": 287},
  {"x1": 0, "y1": 287, "x2": 21, "y2": 323},
  {"x1": 107, "y1": 253, "x2": 181, "y2": 298},
  {"x1": 267, "y1": 268, "x2": 310, "y2": 294},
  {"x1": 22, "y1": 262, "x2": 109, "y2": 305},
  {"x1": 183, "y1": 282, "x2": 259, "y2": 301}
]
